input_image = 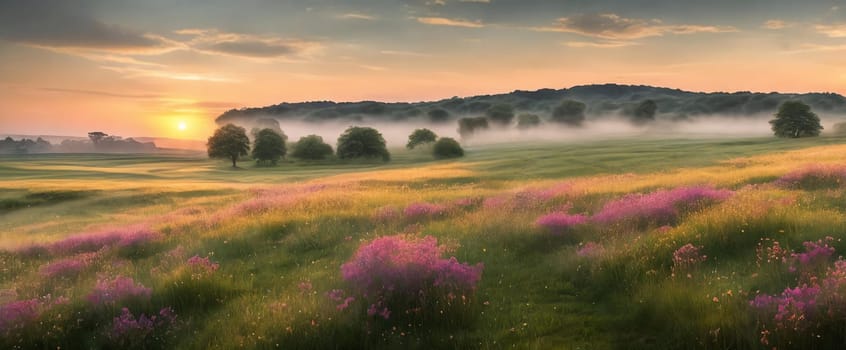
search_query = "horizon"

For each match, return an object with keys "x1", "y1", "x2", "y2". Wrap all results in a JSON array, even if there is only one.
[{"x1": 2, "y1": 0, "x2": 845, "y2": 140}]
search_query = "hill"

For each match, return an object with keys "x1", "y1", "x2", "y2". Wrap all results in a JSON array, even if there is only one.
[{"x1": 215, "y1": 84, "x2": 846, "y2": 126}]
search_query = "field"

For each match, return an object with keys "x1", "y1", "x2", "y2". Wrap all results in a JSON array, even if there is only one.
[{"x1": 3, "y1": 135, "x2": 846, "y2": 349}]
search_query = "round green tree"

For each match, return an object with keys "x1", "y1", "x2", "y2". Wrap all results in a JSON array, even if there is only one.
[
  {"x1": 433, "y1": 137, "x2": 464, "y2": 159},
  {"x1": 291, "y1": 135, "x2": 334, "y2": 160},
  {"x1": 406, "y1": 128, "x2": 438, "y2": 149},
  {"x1": 551, "y1": 100, "x2": 586, "y2": 126},
  {"x1": 251, "y1": 128, "x2": 287, "y2": 165},
  {"x1": 207, "y1": 124, "x2": 250, "y2": 167},
  {"x1": 769, "y1": 101, "x2": 823, "y2": 138},
  {"x1": 337, "y1": 126, "x2": 390, "y2": 161}
]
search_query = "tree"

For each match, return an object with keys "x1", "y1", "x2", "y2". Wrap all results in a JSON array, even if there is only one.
[
  {"x1": 406, "y1": 128, "x2": 438, "y2": 149},
  {"x1": 769, "y1": 101, "x2": 823, "y2": 138},
  {"x1": 428, "y1": 109, "x2": 450, "y2": 123},
  {"x1": 486, "y1": 104, "x2": 515, "y2": 126},
  {"x1": 251, "y1": 128, "x2": 287, "y2": 165},
  {"x1": 457, "y1": 117, "x2": 489, "y2": 138},
  {"x1": 832, "y1": 122, "x2": 846, "y2": 136},
  {"x1": 207, "y1": 124, "x2": 250, "y2": 167},
  {"x1": 517, "y1": 113, "x2": 541, "y2": 130},
  {"x1": 433, "y1": 138, "x2": 464, "y2": 159},
  {"x1": 88, "y1": 131, "x2": 108, "y2": 144},
  {"x1": 250, "y1": 118, "x2": 282, "y2": 140},
  {"x1": 551, "y1": 100, "x2": 586, "y2": 126},
  {"x1": 337, "y1": 126, "x2": 390, "y2": 161},
  {"x1": 291, "y1": 135, "x2": 334, "y2": 160},
  {"x1": 631, "y1": 100, "x2": 657, "y2": 125}
]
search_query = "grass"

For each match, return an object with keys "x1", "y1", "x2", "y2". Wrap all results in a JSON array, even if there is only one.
[{"x1": 1, "y1": 135, "x2": 846, "y2": 349}]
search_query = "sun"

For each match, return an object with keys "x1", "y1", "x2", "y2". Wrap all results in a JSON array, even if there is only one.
[{"x1": 177, "y1": 121, "x2": 187, "y2": 131}]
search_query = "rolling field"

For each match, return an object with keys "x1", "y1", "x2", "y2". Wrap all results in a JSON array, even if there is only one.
[{"x1": 3, "y1": 136, "x2": 846, "y2": 349}]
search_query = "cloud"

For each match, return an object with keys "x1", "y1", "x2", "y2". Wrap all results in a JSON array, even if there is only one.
[
  {"x1": 761, "y1": 19, "x2": 788, "y2": 30},
  {"x1": 337, "y1": 13, "x2": 377, "y2": 21},
  {"x1": 815, "y1": 24, "x2": 846, "y2": 38},
  {"x1": 0, "y1": 0, "x2": 176, "y2": 54},
  {"x1": 177, "y1": 29, "x2": 321, "y2": 59},
  {"x1": 416, "y1": 17, "x2": 485, "y2": 28},
  {"x1": 564, "y1": 40, "x2": 638, "y2": 48},
  {"x1": 38, "y1": 87, "x2": 163, "y2": 99},
  {"x1": 380, "y1": 50, "x2": 431, "y2": 57},
  {"x1": 100, "y1": 66, "x2": 238, "y2": 83},
  {"x1": 532, "y1": 13, "x2": 736, "y2": 39}
]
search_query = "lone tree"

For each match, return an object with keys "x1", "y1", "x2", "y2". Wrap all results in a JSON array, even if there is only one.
[
  {"x1": 337, "y1": 126, "x2": 390, "y2": 161},
  {"x1": 251, "y1": 128, "x2": 287, "y2": 165},
  {"x1": 486, "y1": 104, "x2": 515, "y2": 126},
  {"x1": 291, "y1": 135, "x2": 334, "y2": 160},
  {"x1": 517, "y1": 113, "x2": 541, "y2": 130},
  {"x1": 433, "y1": 137, "x2": 464, "y2": 159},
  {"x1": 406, "y1": 128, "x2": 438, "y2": 149},
  {"x1": 207, "y1": 124, "x2": 250, "y2": 167},
  {"x1": 770, "y1": 101, "x2": 823, "y2": 138},
  {"x1": 457, "y1": 117, "x2": 489, "y2": 138},
  {"x1": 631, "y1": 100, "x2": 657, "y2": 125},
  {"x1": 551, "y1": 100, "x2": 586, "y2": 126}
]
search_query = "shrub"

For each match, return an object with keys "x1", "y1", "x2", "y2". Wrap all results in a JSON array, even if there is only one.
[
  {"x1": 336, "y1": 126, "x2": 390, "y2": 161},
  {"x1": 340, "y1": 235, "x2": 483, "y2": 321},
  {"x1": 432, "y1": 137, "x2": 464, "y2": 159},
  {"x1": 290, "y1": 135, "x2": 333, "y2": 160}
]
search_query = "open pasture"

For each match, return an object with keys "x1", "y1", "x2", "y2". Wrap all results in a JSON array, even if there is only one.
[{"x1": 2, "y1": 136, "x2": 846, "y2": 349}]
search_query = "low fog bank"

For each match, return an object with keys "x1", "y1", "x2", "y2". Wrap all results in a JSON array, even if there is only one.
[{"x1": 231, "y1": 113, "x2": 846, "y2": 150}]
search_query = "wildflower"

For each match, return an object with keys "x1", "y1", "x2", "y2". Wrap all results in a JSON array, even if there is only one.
[
  {"x1": 88, "y1": 276, "x2": 152, "y2": 306},
  {"x1": 672, "y1": 244, "x2": 707, "y2": 273},
  {"x1": 535, "y1": 212, "x2": 587, "y2": 234},
  {"x1": 592, "y1": 186, "x2": 732, "y2": 226}
]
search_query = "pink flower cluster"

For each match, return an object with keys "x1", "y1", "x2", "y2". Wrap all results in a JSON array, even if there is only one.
[
  {"x1": 186, "y1": 255, "x2": 220, "y2": 274},
  {"x1": 403, "y1": 202, "x2": 447, "y2": 220},
  {"x1": 672, "y1": 243, "x2": 707, "y2": 273},
  {"x1": 775, "y1": 164, "x2": 846, "y2": 189},
  {"x1": 326, "y1": 289, "x2": 356, "y2": 311},
  {"x1": 0, "y1": 299, "x2": 40, "y2": 333},
  {"x1": 88, "y1": 276, "x2": 152, "y2": 305},
  {"x1": 592, "y1": 186, "x2": 733, "y2": 226},
  {"x1": 40, "y1": 251, "x2": 99, "y2": 279},
  {"x1": 19, "y1": 225, "x2": 159, "y2": 256},
  {"x1": 108, "y1": 307, "x2": 177, "y2": 345},
  {"x1": 535, "y1": 212, "x2": 588, "y2": 234},
  {"x1": 340, "y1": 235, "x2": 483, "y2": 320}
]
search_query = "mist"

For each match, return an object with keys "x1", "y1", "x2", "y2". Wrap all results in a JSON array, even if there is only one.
[{"x1": 229, "y1": 113, "x2": 846, "y2": 151}]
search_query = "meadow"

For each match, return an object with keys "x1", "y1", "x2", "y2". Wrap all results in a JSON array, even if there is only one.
[{"x1": 3, "y1": 135, "x2": 846, "y2": 349}]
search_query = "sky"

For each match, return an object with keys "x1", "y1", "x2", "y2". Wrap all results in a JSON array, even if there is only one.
[{"x1": 1, "y1": 0, "x2": 845, "y2": 140}]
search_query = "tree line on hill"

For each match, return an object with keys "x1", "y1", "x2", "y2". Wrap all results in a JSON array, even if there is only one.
[
  {"x1": 0, "y1": 132, "x2": 156, "y2": 154},
  {"x1": 207, "y1": 119, "x2": 464, "y2": 167},
  {"x1": 216, "y1": 84, "x2": 846, "y2": 127}
]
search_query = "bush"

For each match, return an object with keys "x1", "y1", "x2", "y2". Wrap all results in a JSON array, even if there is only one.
[
  {"x1": 406, "y1": 128, "x2": 437, "y2": 149},
  {"x1": 291, "y1": 135, "x2": 333, "y2": 160},
  {"x1": 336, "y1": 126, "x2": 390, "y2": 161},
  {"x1": 432, "y1": 137, "x2": 464, "y2": 159}
]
